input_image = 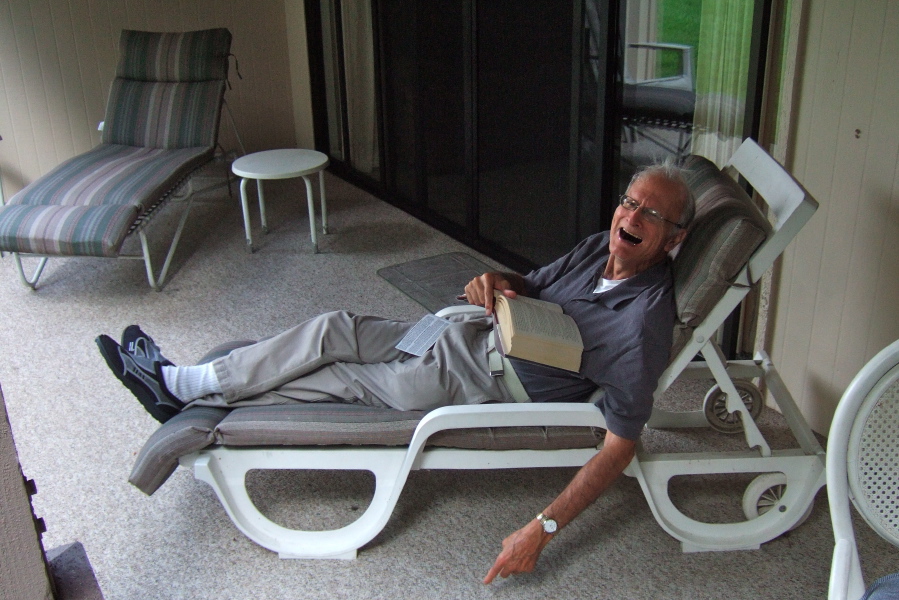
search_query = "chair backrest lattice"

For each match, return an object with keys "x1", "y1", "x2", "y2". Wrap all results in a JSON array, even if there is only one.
[{"x1": 848, "y1": 367, "x2": 899, "y2": 547}]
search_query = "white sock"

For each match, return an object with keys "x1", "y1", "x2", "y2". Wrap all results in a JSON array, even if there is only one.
[{"x1": 161, "y1": 364, "x2": 222, "y2": 401}]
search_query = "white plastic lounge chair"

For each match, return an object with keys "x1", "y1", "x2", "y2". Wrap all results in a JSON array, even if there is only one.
[
  {"x1": 0, "y1": 28, "x2": 233, "y2": 290},
  {"x1": 827, "y1": 339, "x2": 899, "y2": 600},
  {"x1": 128, "y1": 138, "x2": 824, "y2": 559}
]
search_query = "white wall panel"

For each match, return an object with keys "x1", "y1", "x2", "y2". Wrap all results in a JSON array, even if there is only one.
[{"x1": 770, "y1": 0, "x2": 899, "y2": 433}]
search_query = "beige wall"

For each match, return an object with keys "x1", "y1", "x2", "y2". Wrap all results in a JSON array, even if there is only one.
[
  {"x1": 0, "y1": 0, "x2": 303, "y2": 198},
  {"x1": 767, "y1": 0, "x2": 899, "y2": 434}
]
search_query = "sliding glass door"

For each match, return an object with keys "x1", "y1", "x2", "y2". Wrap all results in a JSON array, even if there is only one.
[
  {"x1": 306, "y1": 0, "x2": 770, "y2": 274},
  {"x1": 475, "y1": 2, "x2": 582, "y2": 264},
  {"x1": 373, "y1": 0, "x2": 590, "y2": 267}
]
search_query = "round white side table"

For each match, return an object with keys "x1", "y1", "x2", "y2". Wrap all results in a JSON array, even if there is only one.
[{"x1": 231, "y1": 148, "x2": 330, "y2": 253}]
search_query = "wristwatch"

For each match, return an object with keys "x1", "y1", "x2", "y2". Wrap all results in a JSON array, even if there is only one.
[{"x1": 536, "y1": 512, "x2": 558, "y2": 534}]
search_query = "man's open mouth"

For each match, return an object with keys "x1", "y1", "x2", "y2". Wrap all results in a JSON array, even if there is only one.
[{"x1": 618, "y1": 227, "x2": 643, "y2": 245}]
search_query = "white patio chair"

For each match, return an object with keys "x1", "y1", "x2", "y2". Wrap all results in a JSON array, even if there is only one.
[{"x1": 827, "y1": 339, "x2": 899, "y2": 600}]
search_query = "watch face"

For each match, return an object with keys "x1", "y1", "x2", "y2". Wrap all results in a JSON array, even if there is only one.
[{"x1": 542, "y1": 517, "x2": 558, "y2": 534}]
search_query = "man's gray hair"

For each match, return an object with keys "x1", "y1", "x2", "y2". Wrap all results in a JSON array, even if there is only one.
[{"x1": 630, "y1": 157, "x2": 696, "y2": 230}]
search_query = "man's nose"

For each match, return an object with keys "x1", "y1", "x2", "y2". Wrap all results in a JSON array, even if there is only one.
[{"x1": 628, "y1": 206, "x2": 646, "y2": 226}]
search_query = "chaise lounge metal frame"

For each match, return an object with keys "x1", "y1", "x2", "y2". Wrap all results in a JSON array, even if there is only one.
[
  {"x1": 129, "y1": 138, "x2": 825, "y2": 559},
  {"x1": 0, "y1": 28, "x2": 234, "y2": 291}
]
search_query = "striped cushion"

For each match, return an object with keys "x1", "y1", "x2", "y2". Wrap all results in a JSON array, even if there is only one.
[
  {"x1": 6, "y1": 144, "x2": 212, "y2": 209},
  {"x1": 129, "y1": 407, "x2": 229, "y2": 495},
  {"x1": 131, "y1": 340, "x2": 606, "y2": 494},
  {"x1": 0, "y1": 204, "x2": 138, "y2": 257},
  {"x1": 671, "y1": 155, "x2": 772, "y2": 355},
  {"x1": 116, "y1": 29, "x2": 232, "y2": 82},
  {"x1": 0, "y1": 144, "x2": 211, "y2": 256},
  {"x1": 102, "y1": 80, "x2": 225, "y2": 149},
  {"x1": 104, "y1": 29, "x2": 231, "y2": 149},
  {"x1": 215, "y1": 404, "x2": 605, "y2": 450}
]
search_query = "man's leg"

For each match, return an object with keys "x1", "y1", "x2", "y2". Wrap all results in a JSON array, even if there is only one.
[
  {"x1": 201, "y1": 315, "x2": 515, "y2": 411},
  {"x1": 212, "y1": 311, "x2": 414, "y2": 403},
  {"x1": 100, "y1": 311, "x2": 514, "y2": 418},
  {"x1": 98, "y1": 311, "x2": 413, "y2": 421}
]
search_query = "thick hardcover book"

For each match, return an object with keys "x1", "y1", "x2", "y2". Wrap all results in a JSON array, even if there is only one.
[{"x1": 493, "y1": 292, "x2": 583, "y2": 372}]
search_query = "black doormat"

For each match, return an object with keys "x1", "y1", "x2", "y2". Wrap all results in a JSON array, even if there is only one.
[{"x1": 377, "y1": 252, "x2": 494, "y2": 313}]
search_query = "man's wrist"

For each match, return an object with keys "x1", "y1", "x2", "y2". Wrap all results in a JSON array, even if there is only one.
[{"x1": 535, "y1": 512, "x2": 558, "y2": 535}]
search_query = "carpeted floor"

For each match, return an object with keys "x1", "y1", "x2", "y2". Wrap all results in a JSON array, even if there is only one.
[{"x1": 0, "y1": 173, "x2": 895, "y2": 600}]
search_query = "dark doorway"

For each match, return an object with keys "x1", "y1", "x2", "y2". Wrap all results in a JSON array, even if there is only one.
[{"x1": 305, "y1": 0, "x2": 770, "y2": 284}]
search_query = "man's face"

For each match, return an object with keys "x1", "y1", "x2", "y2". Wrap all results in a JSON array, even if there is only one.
[{"x1": 607, "y1": 174, "x2": 687, "y2": 276}]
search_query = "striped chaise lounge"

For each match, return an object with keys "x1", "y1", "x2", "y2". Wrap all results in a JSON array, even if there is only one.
[
  {"x1": 0, "y1": 28, "x2": 232, "y2": 290},
  {"x1": 128, "y1": 139, "x2": 826, "y2": 559}
]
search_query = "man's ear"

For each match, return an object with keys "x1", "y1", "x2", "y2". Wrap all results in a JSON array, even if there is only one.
[{"x1": 664, "y1": 229, "x2": 688, "y2": 252}]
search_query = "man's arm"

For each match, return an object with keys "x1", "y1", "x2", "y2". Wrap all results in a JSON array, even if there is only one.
[
  {"x1": 464, "y1": 271, "x2": 527, "y2": 315},
  {"x1": 483, "y1": 431, "x2": 636, "y2": 584}
]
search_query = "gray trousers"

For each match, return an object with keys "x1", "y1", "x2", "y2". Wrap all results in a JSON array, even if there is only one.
[{"x1": 188, "y1": 311, "x2": 516, "y2": 411}]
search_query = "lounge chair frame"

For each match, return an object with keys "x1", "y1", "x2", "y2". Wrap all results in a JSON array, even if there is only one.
[{"x1": 162, "y1": 139, "x2": 824, "y2": 559}]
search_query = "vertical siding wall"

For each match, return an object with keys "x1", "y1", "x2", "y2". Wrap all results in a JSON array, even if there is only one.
[
  {"x1": 770, "y1": 1, "x2": 899, "y2": 434},
  {"x1": 0, "y1": 0, "x2": 302, "y2": 199}
]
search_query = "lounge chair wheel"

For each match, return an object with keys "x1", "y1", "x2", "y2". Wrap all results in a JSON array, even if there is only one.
[
  {"x1": 703, "y1": 380, "x2": 763, "y2": 433},
  {"x1": 742, "y1": 472, "x2": 813, "y2": 530}
]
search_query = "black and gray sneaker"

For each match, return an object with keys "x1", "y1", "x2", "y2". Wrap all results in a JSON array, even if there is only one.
[
  {"x1": 96, "y1": 334, "x2": 183, "y2": 423},
  {"x1": 120, "y1": 325, "x2": 174, "y2": 367}
]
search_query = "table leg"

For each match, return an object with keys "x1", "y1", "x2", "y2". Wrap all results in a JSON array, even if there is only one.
[
  {"x1": 302, "y1": 175, "x2": 318, "y2": 253},
  {"x1": 318, "y1": 169, "x2": 328, "y2": 234},
  {"x1": 239, "y1": 177, "x2": 254, "y2": 253},
  {"x1": 256, "y1": 179, "x2": 268, "y2": 234}
]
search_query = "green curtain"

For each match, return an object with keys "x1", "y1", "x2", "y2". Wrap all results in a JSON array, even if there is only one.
[{"x1": 691, "y1": 0, "x2": 754, "y2": 165}]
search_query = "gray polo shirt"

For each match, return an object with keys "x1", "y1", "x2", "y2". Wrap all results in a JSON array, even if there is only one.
[{"x1": 512, "y1": 231, "x2": 675, "y2": 440}]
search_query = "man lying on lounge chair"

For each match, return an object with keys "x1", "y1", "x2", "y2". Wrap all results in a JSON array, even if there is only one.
[{"x1": 97, "y1": 160, "x2": 694, "y2": 583}]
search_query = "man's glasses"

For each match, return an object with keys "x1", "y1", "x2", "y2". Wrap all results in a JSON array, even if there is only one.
[{"x1": 619, "y1": 195, "x2": 685, "y2": 229}]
